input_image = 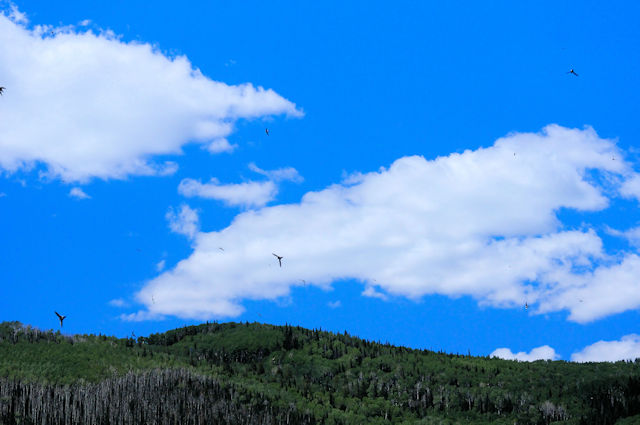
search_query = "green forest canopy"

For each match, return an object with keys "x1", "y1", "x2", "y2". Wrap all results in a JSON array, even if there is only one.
[{"x1": 1, "y1": 320, "x2": 639, "y2": 424}]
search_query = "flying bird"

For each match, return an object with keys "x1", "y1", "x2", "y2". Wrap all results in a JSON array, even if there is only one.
[
  {"x1": 54, "y1": 311, "x2": 67, "y2": 327},
  {"x1": 218, "y1": 247, "x2": 224, "y2": 251},
  {"x1": 272, "y1": 253, "x2": 283, "y2": 267},
  {"x1": 567, "y1": 69, "x2": 579, "y2": 76},
  {"x1": 265, "y1": 128, "x2": 270, "y2": 136},
  {"x1": 524, "y1": 302, "x2": 528, "y2": 310},
  {"x1": 0, "y1": 87, "x2": 5, "y2": 95}
]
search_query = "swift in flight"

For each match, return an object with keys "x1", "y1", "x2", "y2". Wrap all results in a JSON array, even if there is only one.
[
  {"x1": 567, "y1": 69, "x2": 579, "y2": 76},
  {"x1": 265, "y1": 128, "x2": 270, "y2": 136},
  {"x1": 272, "y1": 253, "x2": 283, "y2": 267},
  {"x1": 55, "y1": 311, "x2": 67, "y2": 327}
]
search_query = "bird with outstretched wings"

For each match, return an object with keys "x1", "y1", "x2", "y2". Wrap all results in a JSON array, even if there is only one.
[
  {"x1": 272, "y1": 253, "x2": 283, "y2": 267},
  {"x1": 55, "y1": 311, "x2": 67, "y2": 327},
  {"x1": 567, "y1": 69, "x2": 578, "y2": 76},
  {"x1": 0, "y1": 87, "x2": 5, "y2": 95}
]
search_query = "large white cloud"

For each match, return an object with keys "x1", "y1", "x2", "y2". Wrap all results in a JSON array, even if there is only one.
[
  {"x1": 571, "y1": 334, "x2": 640, "y2": 362},
  {"x1": 0, "y1": 8, "x2": 302, "y2": 182},
  {"x1": 132, "y1": 125, "x2": 640, "y2": 321},
  {"x1": 491, "y1": 345, "x2": 559, "y2": 361}
]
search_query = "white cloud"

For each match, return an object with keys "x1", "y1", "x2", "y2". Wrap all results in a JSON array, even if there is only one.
[
  {"x1": 206, "y1": 138, "x2": 237, "y2": 154},
  {"x1": 620, "y1": 174, "x2": 640, "y2": 201},
  {"x1": 68, "y1": 187, "x2": 90, "y2": 199},
  {"x1": 538, "y1": 253, "x2": 640, "y2": 323},
  {"x1": 132, "y1": 125, "x2": 640, "y2": 321},
  {"x1": 491, "y1": 345, "x2": 559, "y2": 361},
  {"x1": 362, "y1": 284, "x2": 388, "y2": 300},
  {"x1": 328, "y1": 300, "x2": 341, "y2": 309},
  {"x1": 248, "y1": 162, "x2": 304, "y2": 183},
  {"x1": 166, "y1": 204, "x2": 199, "y2": 239},
  {"x1": 119, "y1": 310, "x2": 164, "y2": 322},
  {"x1": 571, "y1": 334, "x2": 640, "y2": 362},
  {"x1": 606, "y1": 225, "x2": 640, "y2": 249},
  {"x1": 8, "y1": 4, "x2": 27, "y2": 24},
  {"x1": 178, "y1": 177, "x2": 277, "y2": 208},
  {"x1": 108, "y1": 298, "x2": 127, "y2": 307},
  {"x1": 0, "y1": 8, "x2": 302, "y2": 182},
  {"x1": 156, "y1": 259, "x2": 166, "y2": 272}
]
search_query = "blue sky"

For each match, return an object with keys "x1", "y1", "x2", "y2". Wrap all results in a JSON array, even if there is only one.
[{"x1": 2, "y1": 1, "x2": 640, "y2": 362}]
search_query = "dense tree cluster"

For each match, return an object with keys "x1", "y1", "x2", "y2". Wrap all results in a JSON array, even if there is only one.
[{"x1": 1, "y1": 320, "x2": 639, "y2": 424}]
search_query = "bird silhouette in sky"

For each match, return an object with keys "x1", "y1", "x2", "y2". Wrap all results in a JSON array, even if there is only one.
[
  {"x1": 272, "y1": 253, "x2": 283, "y2": 267},
  {"x1": 218, "y1": 247, "x2": 224, "y2": 251},
  {"x1": 54, "y1": 311, "x2": 67, "y2": 327},
  {"x1": 524, "y1": 302, "x2": 529, "y2": 310},
  {"x1": 265, "y1": 128, "x2": 270, "y2": 136},
  {"x1": 0, "y1": 87, "x2": 5, "y2": 95},
  {"x1": 567, "y1": 69, "x2": 579, "y2": 76}
]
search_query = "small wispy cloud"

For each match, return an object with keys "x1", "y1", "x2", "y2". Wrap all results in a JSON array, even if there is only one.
[
  {"x1": 328, "y1": 300, "x2": 341, "y2": 309},
  {"x1": 119, "y1": 311, "x2": 164, "y2": 322},
  {"x1": 178, "y1": 178, "x2": 277, "y2": 208},
  {"x1": 605, "y1": 225, "x2": 640, "y2": 249},
  {"x1": 571, "y1": 334, "x2": 640, "y2": 362},
  {"x1": 248, "y1": 162, "x2": 304, "y2": 183},
  {"x1": 108, "y1": 298, "x2": 127, "y2": 308},
  {"x1": 156, "y1": 259, "x2": 166, "y2": 272},
  {"x1": 8, "y1": 3, "x2": 28, "y2": 24},
  {"x1": 491, "y1": 345, "x2": 560, "y2": 362},
  {"x1": 206, "y1": 138, "x2": 237, "y2": 154},
  {"x1": 166, "y1": 204, "x2": 200, "y2": 239},
  {"x1": 68, "y1": 187, "x2": 91, "y2": 199},
  {"x1": 362, "y1": 284, "x2": 388, "y2": 300}
]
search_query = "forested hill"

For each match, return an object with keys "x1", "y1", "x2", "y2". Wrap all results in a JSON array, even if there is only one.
[{"x1": 0, "y1": 321, "x2": 639, "y2": 425}]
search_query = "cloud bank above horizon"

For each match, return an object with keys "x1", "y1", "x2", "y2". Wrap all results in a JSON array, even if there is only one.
[
  {"x1": 492, "y1": 334, "x2": 640, "y2": 363},
  {"x1": 571, "y1": 334, "x2": 640, "y2": 362},
  {"x1": 490, "y1": 345, "x2": 560, "y2": 362},
  {"x1": 0, "y1": 7, "x2": 302, "y2": 182},
  {"x1": 128, "y1": 124, "x2": 640, "y2": 324}
]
